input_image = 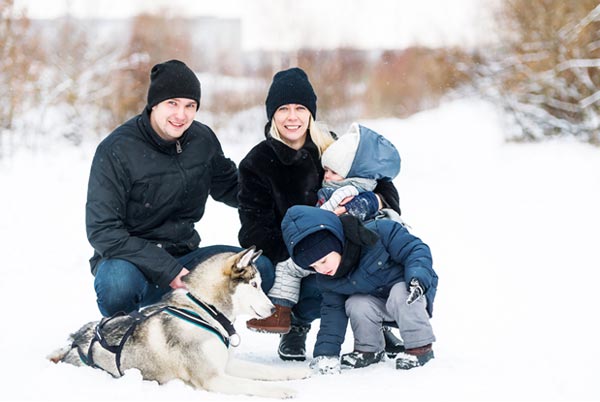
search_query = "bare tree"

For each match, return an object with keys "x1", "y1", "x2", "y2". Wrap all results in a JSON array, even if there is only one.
[
  {"x1": 103, "y1": 11, "x2": 194, "y2": 127},
  {"x1": 39, "y1": 15, "x2": 127, "y2": 144},
  {"x1": 474, "y1": 0, "x2": 600, "y2": 145},
  {"x1": 296, "y1": 48, "x2": 370, "y2": 129},
  {"x1": 0, "y1": 0, "x2": 43, "y2": 155},
  {"x1": 365, "y1": 47, "x2": 471, "y2": 119}
]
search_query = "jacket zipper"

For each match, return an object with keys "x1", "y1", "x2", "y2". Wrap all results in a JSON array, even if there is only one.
[{"x1": 176, "y1": 140, "x2": 183, "y2": 154}]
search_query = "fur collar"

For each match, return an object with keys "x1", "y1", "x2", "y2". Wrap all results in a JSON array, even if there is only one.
[{"x1": 265, "y1": 136, "x2": 320, "y2": 166}]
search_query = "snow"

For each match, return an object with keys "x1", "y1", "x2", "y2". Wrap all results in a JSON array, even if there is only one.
[{"x1": 1, "y1": 98, "x2": 599, "y2": 401}]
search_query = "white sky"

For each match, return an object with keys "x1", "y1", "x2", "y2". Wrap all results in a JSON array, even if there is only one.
[{"x1": 14, "y1": 0, "x2": 498, "y2": 50}]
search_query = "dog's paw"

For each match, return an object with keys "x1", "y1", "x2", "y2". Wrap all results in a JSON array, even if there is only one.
[
  {"x1": 281, "y1": 366, "x2": 312, "y2": 380},
  {"x1": 269, "y1": 386, "x2": 297, "y2": 399}
]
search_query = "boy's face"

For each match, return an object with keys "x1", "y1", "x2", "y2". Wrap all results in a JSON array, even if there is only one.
[
  {"x1": 323, "y1": 167, "x2": 344, "y2": 183},
  {"x1": 310, "y1": 251, "x2": 342, "y2": 276}
]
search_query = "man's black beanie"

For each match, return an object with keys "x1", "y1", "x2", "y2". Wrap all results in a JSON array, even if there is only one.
[
  {"x1": 147, "y1": 60, "x2": 201, "y2": 111},
  {"x1": 265, "y1": 67, "x2": 317, "y2": 121}
]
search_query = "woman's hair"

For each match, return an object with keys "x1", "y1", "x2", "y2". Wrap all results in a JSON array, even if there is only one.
[{"x1": 268, "y1": 116, "x2": 335, "y2": 156}]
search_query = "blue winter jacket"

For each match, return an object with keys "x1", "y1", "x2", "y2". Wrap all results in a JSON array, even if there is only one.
[{"x1": 281, "y1": 205, "x2": 438, "y2": 357}]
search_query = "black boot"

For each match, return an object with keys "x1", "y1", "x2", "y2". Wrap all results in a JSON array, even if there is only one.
[
  {"x1": 341, "y1": 350, "x2": 385, "y2": 368},
  {"x1": 396, "y1": 344, "x2": 434, "y2": 370},
  {"x1": 278, "y1": 324, "x2": 310, "y2": 361},
  {"x1": 383, "y1": 326, "x2": 405, "y2": 358}
]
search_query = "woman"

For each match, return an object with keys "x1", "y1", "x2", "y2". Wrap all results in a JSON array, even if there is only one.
[{"x1": 237, "y1": 67, "x2": 402, "y2": 361}]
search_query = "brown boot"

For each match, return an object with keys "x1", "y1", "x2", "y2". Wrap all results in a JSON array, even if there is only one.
[{"x1": 246, "y1": 304, "x2": 292, "y2": 334}]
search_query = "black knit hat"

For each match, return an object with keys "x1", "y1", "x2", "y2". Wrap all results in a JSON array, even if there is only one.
[
  {"x1": 293, "y1": 230, "x2": 342, "y2": 269},
  {"x1": 265, "y1": 67, "x2": 317, "y2": 121},
  {"x1": 147, "y1": 60, "x2": 201, "y2": 110}
]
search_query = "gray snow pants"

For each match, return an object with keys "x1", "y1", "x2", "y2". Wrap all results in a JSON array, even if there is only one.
[{"x1": 345, "y1": 281, "x2": 436, "y2": 352}]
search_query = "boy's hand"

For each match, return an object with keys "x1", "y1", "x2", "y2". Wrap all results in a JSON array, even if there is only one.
[{"x1": 406, "y1": 278, "x2": 423, "y2": 305}]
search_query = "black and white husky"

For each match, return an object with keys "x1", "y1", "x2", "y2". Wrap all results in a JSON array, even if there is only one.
[{"x1": 49, "y1": 247, "x2": 310, "y2": 398}]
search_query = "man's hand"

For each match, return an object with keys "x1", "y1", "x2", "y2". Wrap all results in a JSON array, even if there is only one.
[{"x1": 169, "y1": 267, "x2": 189, "y2": 289}]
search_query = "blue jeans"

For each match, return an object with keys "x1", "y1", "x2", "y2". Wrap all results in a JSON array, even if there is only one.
[
  {"x1": 291, "y1": 274, "x2": 322, "y2": 327},
  {"x1": 94, "y1": 245, "x2": 274, "y2": 317}
]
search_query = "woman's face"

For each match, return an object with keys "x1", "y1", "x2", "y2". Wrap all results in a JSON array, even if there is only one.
[{"x1": 273, "y1": 103, "x2": 311, "y2": 149}]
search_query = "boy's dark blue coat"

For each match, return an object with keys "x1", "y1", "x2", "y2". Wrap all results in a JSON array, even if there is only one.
[{"x1": 282, "y1": 205, "x2": 438, "y2": 357}]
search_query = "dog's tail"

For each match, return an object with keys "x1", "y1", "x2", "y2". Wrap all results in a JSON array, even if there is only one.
[
  {"x1": 48, "y1": 321, "x2": 96, "y2": 365},
  {"x1": 47, "y1": 343, "x2": 74, "y2": 364}
]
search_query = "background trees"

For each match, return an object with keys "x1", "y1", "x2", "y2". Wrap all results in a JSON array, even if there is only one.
[
  {"x1": 1, "y1": 0, "x2": 599, "y2": 159},
  {"x1": 474, "y1": 0, "x2": 600, "y2": 144},
  {"x1": 0, "y1": 0, "x2": 43, "y2": 156}
]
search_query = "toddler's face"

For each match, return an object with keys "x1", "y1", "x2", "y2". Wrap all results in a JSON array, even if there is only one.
[
  {"x1": 310, "y1": 251, "x2": 342, "y2": 276},
  {"x1": 323, "y1": 167, "x2": 344, "y2": 183}
]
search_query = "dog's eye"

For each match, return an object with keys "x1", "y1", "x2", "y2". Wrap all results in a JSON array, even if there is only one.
[{"x1": 251, "y1": 281, "x2": 258, "y2": 288}]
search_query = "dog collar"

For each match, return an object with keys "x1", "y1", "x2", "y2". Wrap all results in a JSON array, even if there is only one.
[{"x1": 185, "y1": 292, "x2": 241, "y2": 347}]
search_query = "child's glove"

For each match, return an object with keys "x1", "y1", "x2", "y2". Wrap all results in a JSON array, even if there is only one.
[
  {"x1": 320, "y1": 185, "x2": 359, "y2": 212},
  {"x1": 343, "y1": 191, "x2": 380, "y2": 220},
  {"x1": 406, "y1": 278, "x2": 424, "y2": 305},
  {"x1": 309, "y1": 355, "x2": 341, "y2": 375}
]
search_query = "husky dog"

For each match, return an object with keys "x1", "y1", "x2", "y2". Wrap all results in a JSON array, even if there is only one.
[{"x1": 49, "y1": 247, "x2": 310, "y2": 399}]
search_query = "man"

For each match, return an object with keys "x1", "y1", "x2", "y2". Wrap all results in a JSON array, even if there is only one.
[{"x1": 86, "y1": 59, "x2": 273, "y2": 317}]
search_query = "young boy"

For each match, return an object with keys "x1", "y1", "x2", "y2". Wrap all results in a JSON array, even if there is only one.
[
  {"x1": 281, "y1": 204, "x2": 438, "y2": 371},
  {"x1": 246, "y1": 124, "x2": 402, "y2": 337}
]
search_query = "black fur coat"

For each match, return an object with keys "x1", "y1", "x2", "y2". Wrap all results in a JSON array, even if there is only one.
[{"x1": 237, "y1": 136, "x2": 400, "y2": 264}]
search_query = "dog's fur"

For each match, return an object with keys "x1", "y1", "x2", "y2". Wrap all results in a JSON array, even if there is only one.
[{"x1": 49, "y1": 247, "x2": 310, "y2": 398}]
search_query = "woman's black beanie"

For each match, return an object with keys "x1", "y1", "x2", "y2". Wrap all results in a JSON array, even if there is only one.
[{"x1": 265, "y1": 67, "x2": 317, "y2": 121}]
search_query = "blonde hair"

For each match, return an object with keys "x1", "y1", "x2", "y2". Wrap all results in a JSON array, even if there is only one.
[{"x1": 269, "y1": 116, "x2": 335, "y2": 156}]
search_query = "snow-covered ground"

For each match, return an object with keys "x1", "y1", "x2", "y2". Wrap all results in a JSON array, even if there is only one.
[{"x1": 1, "y1": 98, "x2": 598, "y2": 401}]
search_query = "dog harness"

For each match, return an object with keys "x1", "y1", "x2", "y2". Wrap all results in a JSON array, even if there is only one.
[{"x1": 75, "y1": 292, "x2": 239, "y2": 377}]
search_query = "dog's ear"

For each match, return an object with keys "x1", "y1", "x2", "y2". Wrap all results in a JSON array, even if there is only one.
[
  {"x1": 224, "y1": 246, "x2": 261, "y2": 279},
  {"x1": 236, "y1": 246, "x2": 257, "y2": 269},
  {"x1": 250, "y1": 248, "x2": 263, "y2": 265},
  {"x1": 234, "y1": 246, "x2": 263, "y2": 268}
]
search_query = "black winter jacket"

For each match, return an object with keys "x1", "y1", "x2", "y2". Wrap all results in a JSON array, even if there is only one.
[
  {"x1": 237, "y1": 135, "x2": 400, "y2": 264},
  {"x1": 86, "y1": 109, "x2": 238, "y2": 287}
]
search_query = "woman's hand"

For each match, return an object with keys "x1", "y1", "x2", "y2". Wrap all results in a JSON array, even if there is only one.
[
  {"x1": 333, "y1": 195, "x2": 355, "y2": 215},
  {"x1": 335, "y1": 192, "x2": 382, "y2": 219}
]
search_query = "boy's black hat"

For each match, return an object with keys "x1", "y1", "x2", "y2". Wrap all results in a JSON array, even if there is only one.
[{"x1": 293, "y1": 230, "x2": 342, "y2": 269}]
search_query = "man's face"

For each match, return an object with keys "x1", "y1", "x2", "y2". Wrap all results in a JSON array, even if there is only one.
[
  {"x1": 310, "y1": 251, "x2": 342, "y2": 276},
  {"x1": 150, "y1": 98, "x2": 197, "y2": 141}
]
